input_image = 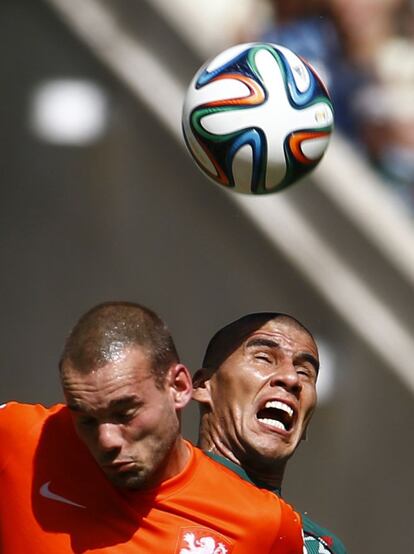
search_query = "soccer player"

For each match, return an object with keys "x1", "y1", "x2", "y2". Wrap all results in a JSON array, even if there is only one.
[
  {"x1": 0, "y1": 302, "x2": 303, "y2": 553},
  {"x1": 193, "y1": 312, "x2": 347, "y2": 553}
]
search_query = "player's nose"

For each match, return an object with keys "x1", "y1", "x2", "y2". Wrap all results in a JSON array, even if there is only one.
[
  {"x1": 269, "y1": 360, "x2": 302, "y2": 394},
  {"x1": 96, "y1": 422, "x2": 123, "y2": 452}
]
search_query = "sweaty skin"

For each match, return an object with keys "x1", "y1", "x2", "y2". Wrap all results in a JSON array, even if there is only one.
[
  {"x1": 194, "y1": 317, "x2": 319, "y2": 488},
  {"x1": 62, "y1": 346, "x2": 191, "y2": 490}
]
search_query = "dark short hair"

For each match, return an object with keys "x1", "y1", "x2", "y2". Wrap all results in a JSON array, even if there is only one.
[
  {"x1": 202, "y1": 312, "x2": 316, "y2": 371},
  {"x1": 59, "y1": 301, "x2": 179, "y2": 387}
]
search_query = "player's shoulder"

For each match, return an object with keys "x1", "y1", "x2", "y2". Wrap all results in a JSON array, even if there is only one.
[
  {"x1": 302, "y1": 513, "x2": 347, "y2": 554},
  {"x1": 0, "y1": 400, "x2": 64, "y2": 416},
  {"x1": 0, "y1": 401, "x2": 65, "y2": 433},
  {"x1": 192, "y1": 447, "x2": 303, "y2": 549},
  {"x1": 195, "y1": 446, "x2": 289, "y2": 507},
  {"x1": 197, "y1": 447, "x2": 262, "y2": 488},
  {"x1": 0, "y1": 402, "x2": 67, "y2": 472}
]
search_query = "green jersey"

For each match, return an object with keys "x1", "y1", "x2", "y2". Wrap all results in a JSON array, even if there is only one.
[{"x1": 205, "y1": 452, "x2": 347, "y2": 554}]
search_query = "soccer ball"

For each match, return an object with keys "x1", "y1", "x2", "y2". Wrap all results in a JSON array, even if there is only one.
[{"x1": 182, "y1": 43, "x2": 334, "y2": 194}]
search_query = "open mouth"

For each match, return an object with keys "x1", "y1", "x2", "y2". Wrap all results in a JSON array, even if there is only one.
[{"x1": 256, "y1": 400, "x2": 295, "y2": 432}]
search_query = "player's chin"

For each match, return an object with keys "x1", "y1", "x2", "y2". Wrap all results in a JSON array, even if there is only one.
[
  {"x1": 249, "y1": 430, "x2": 286, "y2": 454},
  {"x1": 115, "y1": 474, "x2": 142, "y2": 490},
  {"x1": 248, "y1": 440, "x2": 292, "y2": 465},
  {"x1": 253, "y1": 423, "x2": 302, "y2": 457},
  {"x1": 105, "y1": 468, "x2": 144, "y2": 489}
]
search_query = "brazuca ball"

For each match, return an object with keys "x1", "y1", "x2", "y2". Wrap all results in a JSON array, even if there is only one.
[{"x1": 182, "y1": 43, "x2": 334, "y2": 194}]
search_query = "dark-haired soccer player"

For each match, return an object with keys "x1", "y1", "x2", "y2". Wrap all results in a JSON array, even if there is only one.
[
  {"x1": 0, "y1": 302, "x2": 303, "y2": 553},
  {"x1": 193, "y1": 312, "x2": 347, "y2": 554}
]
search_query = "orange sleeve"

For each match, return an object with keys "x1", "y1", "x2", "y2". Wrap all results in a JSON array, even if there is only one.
[
  {"x1": 0, "y1": 402, "x2": 19, "y2": 472},
  {"x1": 270, "y1": 497, "x2": 304, "y2": 553}
]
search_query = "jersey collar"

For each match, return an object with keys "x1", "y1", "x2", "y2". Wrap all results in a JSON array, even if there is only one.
[{"x1": 204, "y1": 451, "x2": 281, "y2": 496}]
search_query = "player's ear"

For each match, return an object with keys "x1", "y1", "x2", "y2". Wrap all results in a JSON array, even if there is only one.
[
  {"x1": 192, "y1": 368, "x2": 213, "y2": 406},
  {"x1": 166, "y1": 364, "x2": 193, "y2": 410}
]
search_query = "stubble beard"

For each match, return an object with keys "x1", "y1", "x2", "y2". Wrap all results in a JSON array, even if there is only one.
[{"x1": 111, "y1": 422, "x2": 180, "y2": 491}]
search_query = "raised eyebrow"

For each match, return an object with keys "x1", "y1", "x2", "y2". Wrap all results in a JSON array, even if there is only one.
[{"x1": 245, "y1": 338, "x2": 280, "y2": 350}]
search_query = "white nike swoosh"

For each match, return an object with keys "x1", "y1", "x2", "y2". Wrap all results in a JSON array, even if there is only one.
[{"x1": 39, "y1": 481, "x2": 86, "y2": 508}]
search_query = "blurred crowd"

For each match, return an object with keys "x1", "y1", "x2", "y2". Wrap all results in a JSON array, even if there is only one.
[{"x1": 243, "y1": 0, "x2": 414, "y2": 214}]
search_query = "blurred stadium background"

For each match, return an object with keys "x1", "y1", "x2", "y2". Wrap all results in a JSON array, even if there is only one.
[{"x1": 1, "y1": 0, "x2": 413, "y2": 551}]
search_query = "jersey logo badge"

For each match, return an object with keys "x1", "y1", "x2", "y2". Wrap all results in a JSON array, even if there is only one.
[
  {"x1": 39, "y1": 481, "x2": 86, "y2": 508},
  {"x1": 176, "y1": 527, "x2": 233, "y2": 554},
  {"x1": 321, "y1": 536, "x2": 334, "y2": 547},
  {"x1": 304, "y1": 534, "x2": 333, "y2": 553}
]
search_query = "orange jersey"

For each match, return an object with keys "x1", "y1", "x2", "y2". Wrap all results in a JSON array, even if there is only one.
[{"x1": 0, "y1": 402, "x2": 303, "y2": 553}]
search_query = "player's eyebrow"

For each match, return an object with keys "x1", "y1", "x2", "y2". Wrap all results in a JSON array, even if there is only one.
[
  {"x1": 246, "y1": 338, "x2": 320, "y2": 373},
  {"x1": 67, "y1": 395, "x2": 142, "y2": 413},
  {"x1": 245, "y1": 337, "x2": 280, "y2": 350},
  {"x1": 107, "y1": 395, "x2": 142, "y2": 410},
  {"x1": 296, "y1": 352, "x2": 320, "y2": 374}
]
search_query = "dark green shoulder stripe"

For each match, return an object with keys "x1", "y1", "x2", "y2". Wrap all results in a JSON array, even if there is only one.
[{"x1": 204, "y1": 451, "x2": 281, "y2": 495}]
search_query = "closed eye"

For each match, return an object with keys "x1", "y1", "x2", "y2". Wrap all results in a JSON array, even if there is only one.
[
  {"x1": 296, "y1": 366, "x2": 317, "y2": 381},
  {"x1": 297, "y1": 369, "x2": 310, "y2": 376},
  {"x1": 113, "y1": 409, "x2": 138, "y2": 424},
  {"x1": 255, "y1": 354, "x2": 272, "y2": 363}
]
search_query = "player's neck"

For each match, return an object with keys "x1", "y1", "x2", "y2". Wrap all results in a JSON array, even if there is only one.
[
  {"x1": 166, "y1": 436, "x2": 192, "y2": 478},
  {"x1": 238, "y1": 460, "x2": 285, "y2": 491},
  {"x1": 198, "y1": 432, "x2": 242, "y2": 467},
  {"x1": 149, "y1": 436, "x2": 191, "y2": 489},
  {"x1": 198, "y1": 432, "x2": 285, "y2": 491}
]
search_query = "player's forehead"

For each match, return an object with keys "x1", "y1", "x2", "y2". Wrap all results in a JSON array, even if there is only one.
[
  {"x1": 251, "y1": 317, "x2": 315, "y2": 343},
  {"x1": 62, "y1": 347, "x2": 155, "y2": 403},
  {"x1": 231, "y1": 316, "x2": 318, "y2": 358},
  {"x1": 61, "y1": 347, "x2": 152, "y2": 392}
]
